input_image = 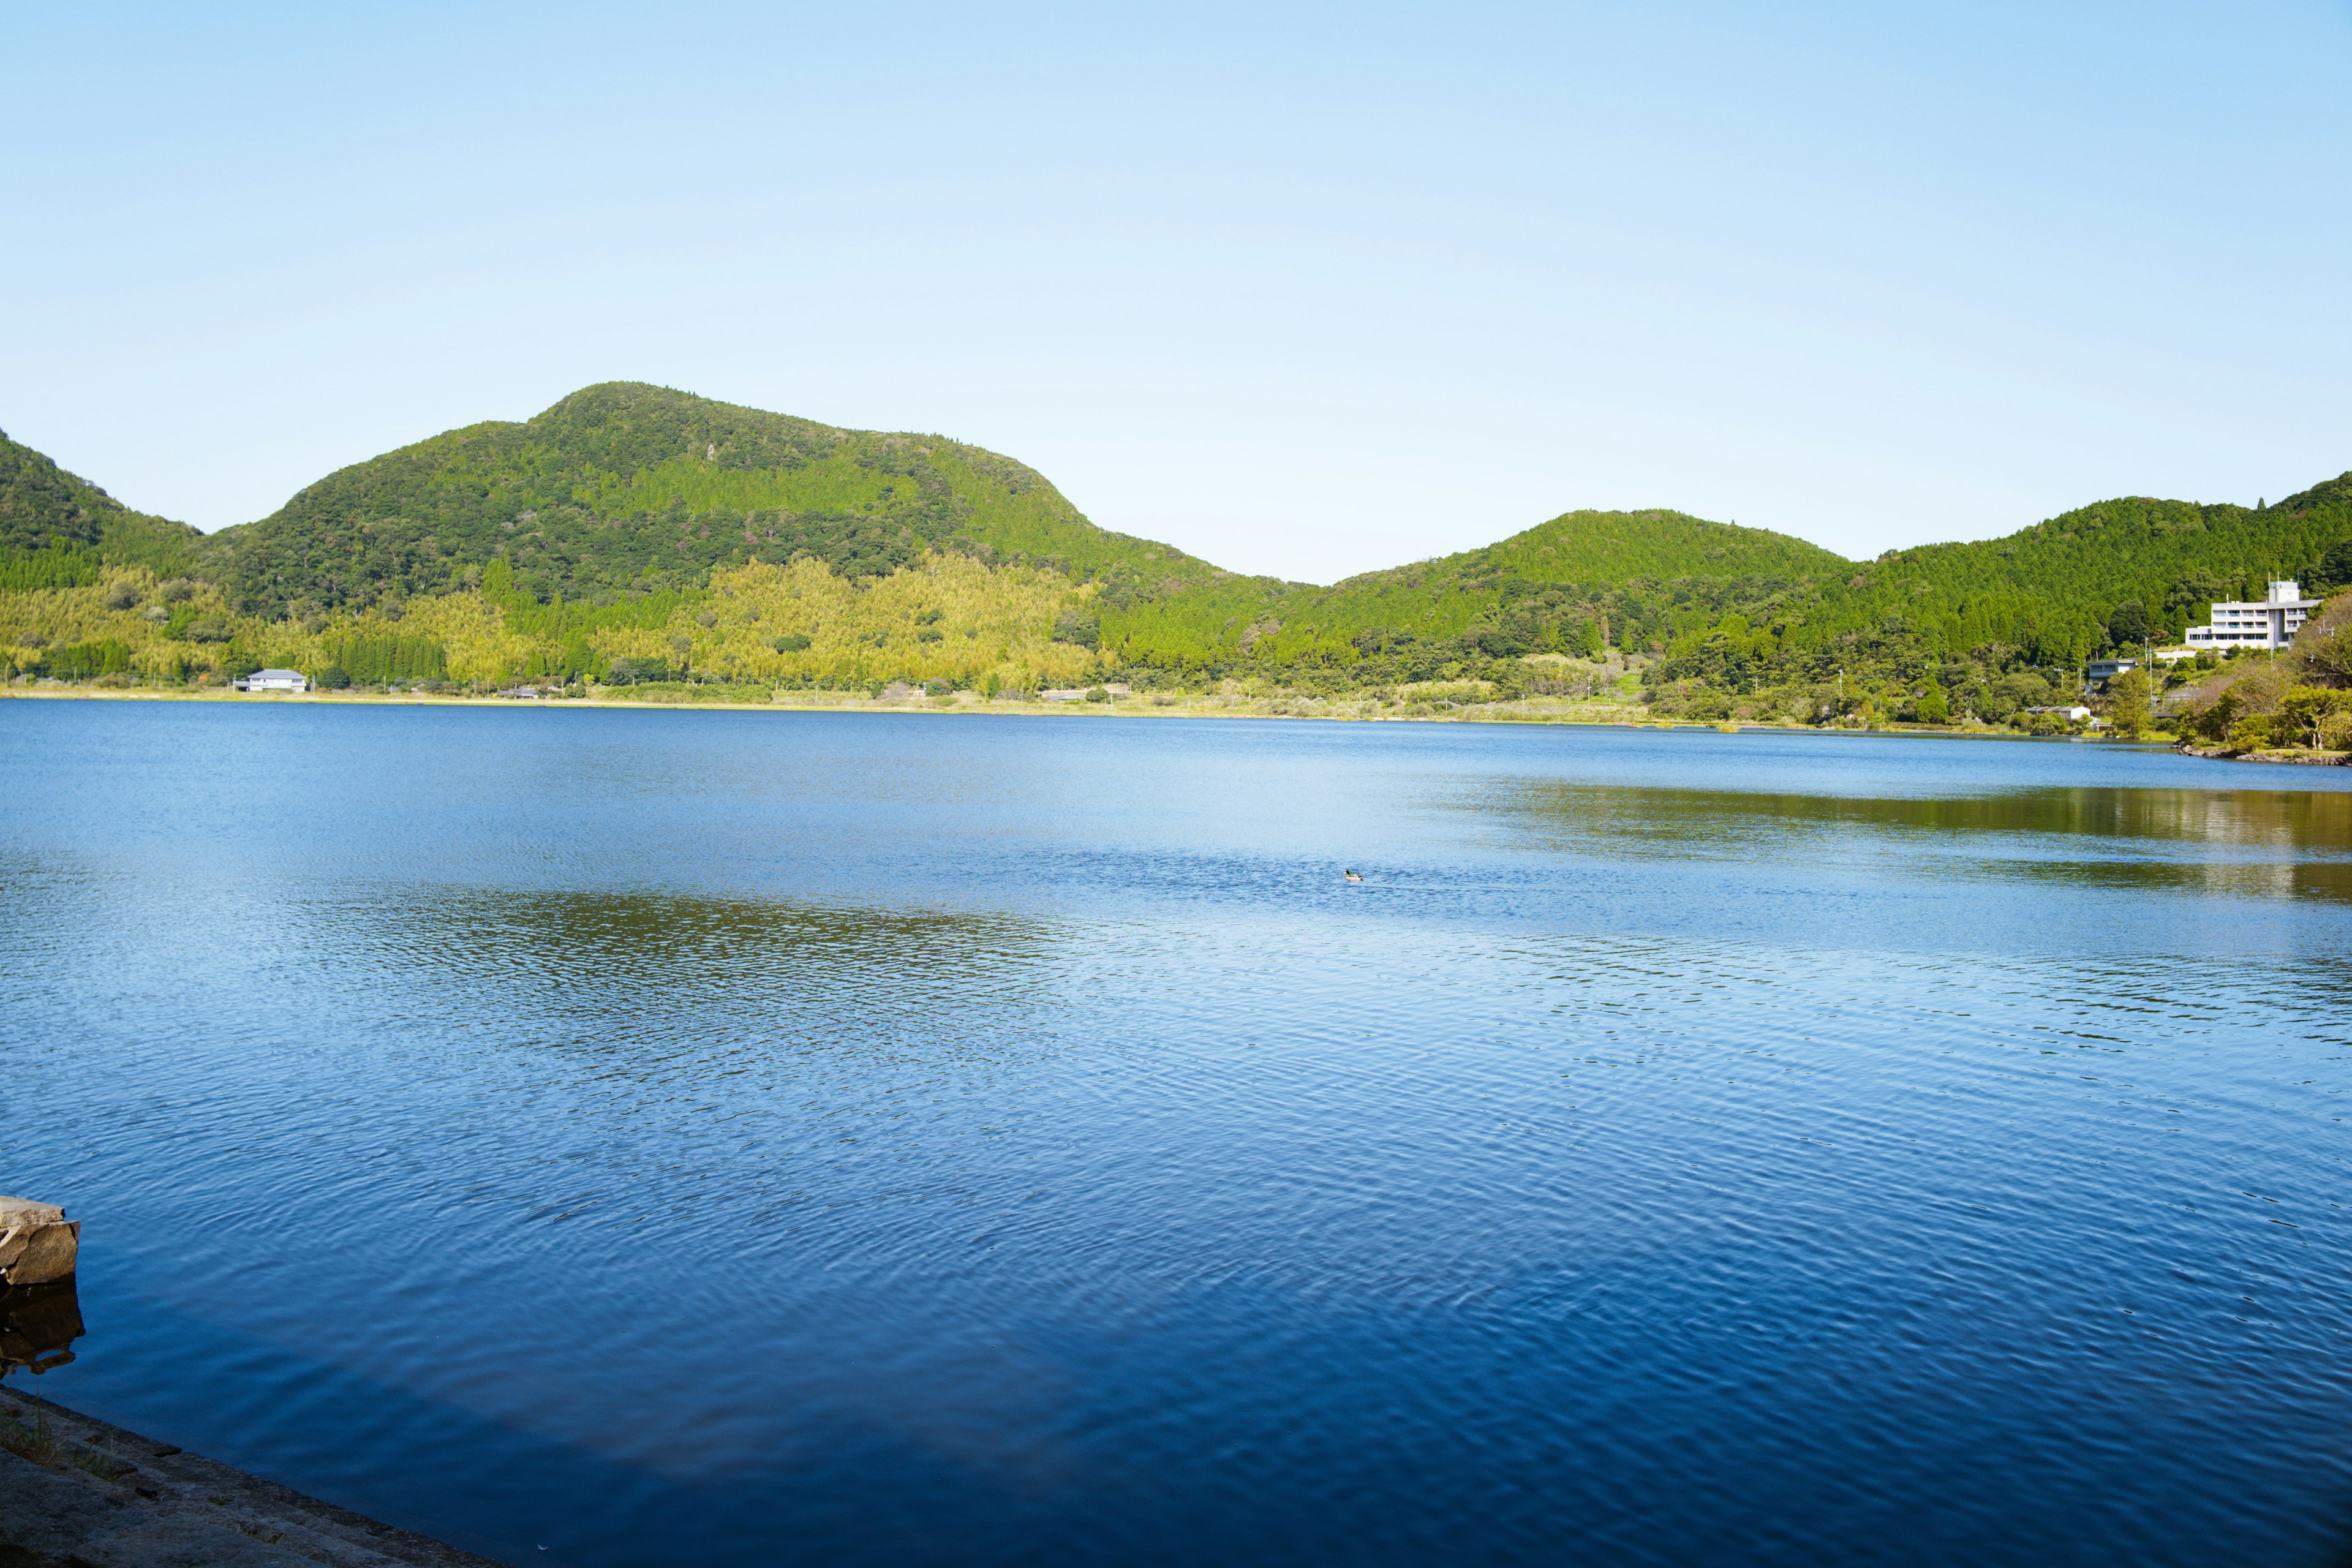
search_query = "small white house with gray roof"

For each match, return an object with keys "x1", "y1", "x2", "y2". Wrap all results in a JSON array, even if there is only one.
[{"x1": 235, "y1": 668, "x2": 311, "y2": 693}]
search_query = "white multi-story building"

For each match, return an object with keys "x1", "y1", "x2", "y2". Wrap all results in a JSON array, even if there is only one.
[{"x1": 2183, "y1": 581, "x2": 2321, "y2": 652}]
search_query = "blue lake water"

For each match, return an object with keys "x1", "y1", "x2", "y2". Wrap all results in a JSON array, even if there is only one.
[{"x1": 4, "y1": 701, "x2": 2351, "y2": 1566}]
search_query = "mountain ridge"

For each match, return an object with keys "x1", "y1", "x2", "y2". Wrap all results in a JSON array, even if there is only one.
[
  {"x1": 200, "y1": 382, "x2": 1267, "y2": 619},
  {"x1": 4, "y1": 384, "x2": 2348, "y2": 714}
]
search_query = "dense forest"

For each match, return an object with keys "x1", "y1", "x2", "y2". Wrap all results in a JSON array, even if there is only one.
[{"x1": 4, "y1": 385, "x2": 2349, "y2": 728}]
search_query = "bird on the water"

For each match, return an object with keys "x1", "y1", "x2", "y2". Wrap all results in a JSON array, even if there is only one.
[{"x1": 1343, "y1": 869, "x2": 1364, "y2": 882}]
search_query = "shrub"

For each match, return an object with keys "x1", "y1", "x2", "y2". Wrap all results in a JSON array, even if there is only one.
[
  {"x1": 593, "y1": 681, "x2": 771, "y2": 704},
  {"x1": 102, "y1": 582, "x2": 141, "y2": 611},
  {"x1": 602, "y1": 655, "x2": 671, "y2": 684},
  {"x1": 1681, "y1": 688, "x2": 1732, "y2": 721},
  {"x1": 2277, "y1": 685, "x2": 2351, "y2": 747},
  {"x1": 315, "y1": 665, "x2": 352, "y2": 689},
  {"x1": 2103, "y1": 668, "x2": 2152, "y2": 739},
  {"x1": 2298, "y1": 621, "x2": 2352, "y2": 688},
  {"x1": 1084, "y1": 685, "x2": 1111, "y2": 703},
  {"x1": 2225, "y1": 715, "x2": 2273, "y2": 752},
  {"x1": 771, "y1": 633, "x2": 811, "y2": 652},
  {"x1": 2189, "y1": 692, "x2": 2241, "y2": 742}
]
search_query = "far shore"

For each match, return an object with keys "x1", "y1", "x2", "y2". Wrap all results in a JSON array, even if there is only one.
[{"x1": 6, "y1": 683, "x2": 2313, "y2": 760}]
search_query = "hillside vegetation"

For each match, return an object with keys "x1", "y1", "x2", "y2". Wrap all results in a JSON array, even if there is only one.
[
  {"x1": 201, "y1": 382, "x2": 1249, "y2": 617},
  {"x1": 1640, "y1": 477, "x2": 2352, "y2": 725},
  {"x1": 1, "y1": 431, "x2": 205, "y2": 588},
  {"x1": 1101, "y1": 508, "x2": 1849, "y2": 677},
  {"x1": 3, "y1": 384, "x2": 2348, "y2": 731}
]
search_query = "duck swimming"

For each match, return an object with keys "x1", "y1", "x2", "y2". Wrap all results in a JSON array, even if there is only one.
[{"x1": 1343, "y1": 869, "x2": 1363, "y2": 883}]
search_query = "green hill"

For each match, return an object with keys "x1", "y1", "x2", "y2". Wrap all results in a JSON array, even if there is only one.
[
  {"x1": 0, "y1": 431, "x2": 203, "y2": 588},
  {"x1": 1651, "y1": 478, "x2": 2352, "y2": 701},
  {"x1": 1101, "y1": 507, "x2": 1849, "y2": 672},
  {"x1": 4, "y1": 380, "x2": 2349, "y2": 717},
  {"x1": 198, "y1": 382, "x2": 1254, "y2": 619}
]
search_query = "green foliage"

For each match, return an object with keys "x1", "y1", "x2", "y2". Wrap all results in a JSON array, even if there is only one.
[
  {"x1": 0, "y1": 541, "x2": 102, "y2": 592},
  {"x1": 1099, "y1": 507, "x2": 1844, "y2": 677},
  {"x1": 2299, "y1": 620, "x2": 2352, "y2": 688},
  {"x1": 1, "y1": 431, "x2": 118, "y2": 554},
  {"x1": 2103, "y1": 668, "x2": 2153, "y2": 739},
  {"x1": 0, "y1": 431, "x2": 202, "y2": 573},
  {"x1": 6, "y1": 391, "x2": 2348, "y2": 730},
  {"x1": 319, "y1": 634, "x2": 447, "y2": 684},
  {"x1": 2320, "y1": 537, "x2": 2352, "y2": 590},
  {"x1": 2275, "y1": 686, "x2": 2352, "y2": 747},
  {"x1": 602, "y1": 655, "x2": 674, "y2": 684},
  {"x1": 2225, "y1": 715, "x2": 2274, "y2": 752},
  {"x1": 198, "y1": 382, "x2": 1235, "y2": 617},
  {"x1": 2189, "y1": 690, "x2": 2242, "y2": 742},
  {"x1": 38, "y1": 639, "x2": 133, "y2": 678},
  {"x1": 593, "y1": 680, "x2": 772, "y2": 704}
]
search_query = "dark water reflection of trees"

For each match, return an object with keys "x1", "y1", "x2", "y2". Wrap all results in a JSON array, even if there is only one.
[
  {"x1": 361, "y1": 889, "x2": 1066, "y2": 1079},
  {"x1": 1485, "y1": 782, "x2": 2352, "y2": 901}
]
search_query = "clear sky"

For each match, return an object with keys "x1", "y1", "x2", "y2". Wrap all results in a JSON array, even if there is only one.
[{"x1": 6, "y1": 2, "x2": 2348, "y2": 582}]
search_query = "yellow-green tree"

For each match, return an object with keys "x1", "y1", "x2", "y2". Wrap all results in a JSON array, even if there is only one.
[{"x1": 2105, "y1": 667, "x2": 2153, "y2": 739}]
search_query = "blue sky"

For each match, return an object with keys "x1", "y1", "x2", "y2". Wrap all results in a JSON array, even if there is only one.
[{"x1": 6, "y1": 2, "x2": 2348, "y2": 582}]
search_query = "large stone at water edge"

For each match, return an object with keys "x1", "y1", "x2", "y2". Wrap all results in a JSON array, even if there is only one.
[{"x1": 0, "y1": 1198, "x2": 78, "y2": 1286}]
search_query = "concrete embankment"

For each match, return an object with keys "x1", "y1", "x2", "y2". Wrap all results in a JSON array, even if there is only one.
[{"x1": 0, "y1": 1385, "x2": 503, "y2": 1568}]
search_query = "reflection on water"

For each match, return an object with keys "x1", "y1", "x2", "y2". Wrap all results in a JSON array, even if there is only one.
[
  {"x1": 4, "y1": 706, "x2": 2352, "y2": 1568},
  {"x1": 1486, "y1": 778, "x2": 2352, "y2": 899},
  {"x1": 1488, "y1": 777, "x2": 2352, "y2": 850},
  {"x1": 412, "y1": 887, "x2": 1055, "y2": 992},
  {"x1": 0, "y1": 1282, "x2": 83, "y2": 1379}
]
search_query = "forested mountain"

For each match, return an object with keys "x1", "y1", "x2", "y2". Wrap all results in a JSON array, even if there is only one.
[
  {"x1": 1647, "y1": 476, "x2": 2352, "y2": 703},
  {"x1": 199, "y1": 382, "x2": 1254, "y2": 618},
  {"x1": 0, "y1": 431, "x2": 202, "y2": 587},
  {"x1": 2, "y1": 382, "x2": 2348, "y2": 714},
  {"x1": 1102, "y1": 507, "x2": 1850, "y2": 675}
]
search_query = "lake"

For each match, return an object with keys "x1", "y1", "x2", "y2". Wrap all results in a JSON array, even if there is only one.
[{"x1": 4, "y1": 701, "x2": 2350, "y2": 1566}]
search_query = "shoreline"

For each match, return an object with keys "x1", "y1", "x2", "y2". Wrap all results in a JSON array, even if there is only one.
[
  {"x1": 0, "y1": 1382, "x2": 503, "y2": 1566},
  {"x1": 12, "y1": 686, "x2": 2337, "y2": 762},
  {"x1": 0, "y1": 684, "x2": 2167, "y2": 745}
]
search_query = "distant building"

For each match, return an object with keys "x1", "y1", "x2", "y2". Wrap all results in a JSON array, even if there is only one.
[
  {"x1": 2086, "y1": 658, "x2": 2138, "y2": 685},
  {"x1": 1039, "y1": 684, "x2": 1131, "y2": 702},
  {"x1": 235, "y1": 669, "x2": 309, "y2": 693},
  {"x1": 2024, "y1": 705, "x2": 2095, "y2": 723},
  {"x1": 2184, "y1": 581, "x2": 2320, "y2": 652}
]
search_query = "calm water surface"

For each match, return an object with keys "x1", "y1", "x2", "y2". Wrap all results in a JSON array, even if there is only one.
[{"x1": 4, "y1": 702, "x2": 2351, "y2": 1566}]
